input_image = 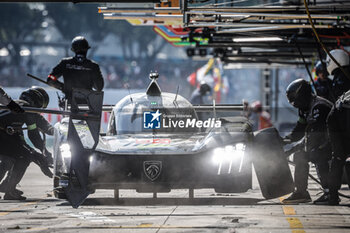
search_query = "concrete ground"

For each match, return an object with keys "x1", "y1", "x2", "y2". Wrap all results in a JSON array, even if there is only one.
[{"x1": 0, "y1": 164, "x2": 349, "y2": 233}]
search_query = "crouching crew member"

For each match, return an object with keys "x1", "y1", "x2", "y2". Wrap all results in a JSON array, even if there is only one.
[
  {"x1": 282, "y1": 79, "x2": 333, "y2": 204},
  {"x1": 0, "y1": 87, "x2": 53, "y2": 200},
  {"x1": 327, "y1": 89, "x2": 350, "y2": 205},
  {"x1": 47, "y1": 36, "x2": 104, "y2": 104}
]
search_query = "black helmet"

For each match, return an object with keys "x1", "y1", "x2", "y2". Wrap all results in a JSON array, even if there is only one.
[
  {"x1": 315, "y1": 61, "x2": 328, "y2": 77},
  {"x1": 31, "y1": 86, "x2": 49, "y2": 108},
  {"x1": 286, "y1": 79, "x2": 312, "y2": 110},
  {"x1": 199, "y1": 82, "x2": 211, "y2": 95},
  {"x1": 71, "y1": 36, "x2": 90, "y2": 54},
  {"x1": 19, "y1": 87, "x2": 49, "y2": 108}
]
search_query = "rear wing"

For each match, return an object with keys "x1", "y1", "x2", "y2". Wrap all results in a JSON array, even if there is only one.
[
  {"x1": 66, "y1": 104, "x2": 244, "y2": 113},
  {"x1": 1, "y1": 103, "x2": 244, "y2": 115},
  {"x1": 65, "y1": 105, "x2": 114, "y2": 112},
  {"x1": 192, "y1": 104, "x2": 244, "y2": 112}
]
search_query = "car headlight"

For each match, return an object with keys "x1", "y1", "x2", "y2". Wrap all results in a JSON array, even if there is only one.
[
  {"x1": 212, "y1": 143, "x2": 245, "y2": 165},
  {"x1": 60, "y1": 143, "x2": 71, "y2": 158}
]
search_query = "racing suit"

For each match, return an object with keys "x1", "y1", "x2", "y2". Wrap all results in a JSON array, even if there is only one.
[
  {"x1": 330, "y1": 66, "x2": 350, "y2": 102},
  {"x1": 327, "y1": 90, "x2": 350, "y2": 202},
  {"x1": 190, "y1": 89, "x2": 204, "y2": 105},
  {"x1": 285, "y1": 96, "x2": 333, "y2": 192},
  {"x1": 258, "y1": 111, "x2": 273, "y2": 130},
  {"x1": 47, "y1": 55, "x2": 104, "y2": 103},
  {"x1": 0, "y1": 100, "x2": 54, "y2": 193},
  {"x1": 314, "y1": 78, "x2": 333, "y2": 101}
]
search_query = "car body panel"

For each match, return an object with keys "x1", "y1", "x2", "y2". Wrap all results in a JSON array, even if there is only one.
[{"x1": 53, "y1": 78, "x2": 254, "y2": 207}]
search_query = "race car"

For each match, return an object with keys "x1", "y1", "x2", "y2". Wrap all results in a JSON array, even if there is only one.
[{"x1": 52, "y1": 73, "x2": 294, "y2": 208}]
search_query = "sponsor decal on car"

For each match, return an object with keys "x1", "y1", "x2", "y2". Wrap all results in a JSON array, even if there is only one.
[
  {"x1": 135, "y1": 138, "x2": 171, "y2": 144},
  {"x1": 143, "y1": 110, "x2": 162, "y2": 129},
  {"x1": 143, "y1": 109, "x2": 221, "y2": 129},
  {"x1": 163, "y1": 117, "x2": 221, "y2": 128}
]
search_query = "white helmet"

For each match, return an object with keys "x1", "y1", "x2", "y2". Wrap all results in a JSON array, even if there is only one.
[{"x1": 326, "y1": 49, "x2": 349, "y2": 75}]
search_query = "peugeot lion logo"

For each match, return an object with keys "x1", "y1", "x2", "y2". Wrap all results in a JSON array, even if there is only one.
[{"x1": 143, "y1": 161, "x2": 162, "y2": 181}]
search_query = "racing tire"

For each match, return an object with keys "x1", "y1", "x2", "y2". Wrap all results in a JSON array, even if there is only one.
[{"x1": 252, "y1": 127, "x2": 294, "y2": 199}]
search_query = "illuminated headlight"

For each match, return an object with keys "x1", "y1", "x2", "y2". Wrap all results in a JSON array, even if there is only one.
[
  {"x1": 212, "y1": 143, "x2": 246, "y2": 164},
  {"x1": 235, "y1": 143, "x2": 245, "y2": 151},
  {"x1": 60, "y1": 143, "x2": 71, "y2": 158},
  {"x1": 212, "y1": 148, "x2": 225, "y2": 164}
]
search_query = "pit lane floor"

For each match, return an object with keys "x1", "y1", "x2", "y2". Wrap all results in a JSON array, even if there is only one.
[{"x1": 0, "y1": 164, "x2": 349, "y2": 233}]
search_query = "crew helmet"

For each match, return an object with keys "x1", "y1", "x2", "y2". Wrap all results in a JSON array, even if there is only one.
[
  {"x1": 71, "y1": 36, "x2": 90, "y2": 54},
  {"x1": 31, "y1": 86, "x2": 49, "y2": 108},
  {"x1": 286, "y1": 79, "x2": 312, "y2": 110},
  {"x1": 199, "y1": 81, "x2": 211, "y2": 95},
  {"x1": 326, "y1": 49, "x2": 349, "y2": 75},
  {"x1": 19, "y1": 87, "x2": 49, "y2": 108},
  {"x1": 315, "y1": 60, "x2": 328, "y2": 77}
]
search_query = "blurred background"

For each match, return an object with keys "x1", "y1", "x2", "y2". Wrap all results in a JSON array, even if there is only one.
[{"x1": 0, "y1": 2, "x2": 310, "y2": 130}]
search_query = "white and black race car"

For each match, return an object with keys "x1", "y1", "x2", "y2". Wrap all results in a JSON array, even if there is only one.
[{"x1": 51, "y1": 73, "x2": 294, "y2": 208}]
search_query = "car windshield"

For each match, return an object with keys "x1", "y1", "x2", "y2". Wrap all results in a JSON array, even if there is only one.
[{"x1": 111, "y1": 103, "x2": 200, "y2": 135}]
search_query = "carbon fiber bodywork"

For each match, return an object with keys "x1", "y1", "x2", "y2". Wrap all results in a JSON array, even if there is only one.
[
  {"x1": 54, "y1": 116, "x2": 253, "y2": 195},
  {"x1": 52, "y1": 80, "x2": 254, "y2": 205},
  {"x1": 89, "y1": 144, "x2": 252, "y2": 192}
]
